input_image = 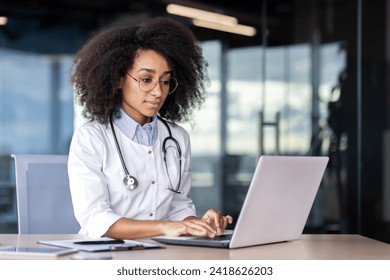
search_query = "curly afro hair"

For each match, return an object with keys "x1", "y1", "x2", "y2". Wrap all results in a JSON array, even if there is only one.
[{"x1": 71, "y1": 17, "x2": 208, "y2": 124}]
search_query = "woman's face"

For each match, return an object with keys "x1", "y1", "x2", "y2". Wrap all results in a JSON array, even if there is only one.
[{"x1": 120, "y1": 49, "x2": 172, "y2": 125}]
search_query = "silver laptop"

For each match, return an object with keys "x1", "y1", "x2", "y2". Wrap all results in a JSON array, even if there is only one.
[{"x1": 152, "y1": 155, "x2": 329, "y2": 249}]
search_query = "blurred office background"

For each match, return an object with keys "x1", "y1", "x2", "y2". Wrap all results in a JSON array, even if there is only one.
[{"x1": 0, "y1": 0, "x2": 389, "y2": 243}]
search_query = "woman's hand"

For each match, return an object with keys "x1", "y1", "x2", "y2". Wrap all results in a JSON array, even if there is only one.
[
  {"x1": 201, "y1": 209, "x2": 233, "y2": 235},
  {"x1": 159, "y1": 210, "x2": 233, "y2": 238},
  {"x1": 161, "y1": 218, "x2": 219, "y2": 238}
]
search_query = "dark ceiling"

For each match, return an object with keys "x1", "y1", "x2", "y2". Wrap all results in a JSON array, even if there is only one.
[
  {"x1": 0, "y1": 0, "x2": 298, "y2": 53},
  {"x1": 0, "y1": 0, "x2": 264, "y2": 27}
]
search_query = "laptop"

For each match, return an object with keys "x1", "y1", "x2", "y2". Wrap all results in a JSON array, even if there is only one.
[{"x1": 152, "y1": 155, "x2": 329, "y2": 249}]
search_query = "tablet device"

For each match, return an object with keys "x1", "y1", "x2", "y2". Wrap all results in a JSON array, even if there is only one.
[{"x1": 0, "y1": 246, "x2": 78, "y2": 257}]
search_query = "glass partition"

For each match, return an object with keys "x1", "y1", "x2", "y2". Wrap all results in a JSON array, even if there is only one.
[{"x1": 0, "y1": 49, "x2": 73, "y2": 232}]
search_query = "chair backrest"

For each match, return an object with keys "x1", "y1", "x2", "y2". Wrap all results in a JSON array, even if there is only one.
[{"x1": 12, "y1": 154, "x2": 80, "y2": 234}]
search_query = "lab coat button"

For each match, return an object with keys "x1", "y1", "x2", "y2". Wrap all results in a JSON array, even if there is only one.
[
  {"x1": 148, "y1": 150, "x2": 152, "y2": 154},
  {"x1": 149, "y1": 213, "x2": 154, "y2": 217}
]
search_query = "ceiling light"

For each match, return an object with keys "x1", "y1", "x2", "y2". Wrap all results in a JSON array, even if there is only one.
[
  {"x1": 166, "y1": 4, "x2": 237, "y2": 26},
  {"x1": 0, "y1": 16, "x2": 8, "y2": 26},
  {"x1": 193, "y1": 19, "x2": 257, "y2": 37}
]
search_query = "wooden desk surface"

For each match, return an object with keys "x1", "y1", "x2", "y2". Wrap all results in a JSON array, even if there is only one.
[{"x1": 0, "y1": 234, "x2": 389, "y2": 260}]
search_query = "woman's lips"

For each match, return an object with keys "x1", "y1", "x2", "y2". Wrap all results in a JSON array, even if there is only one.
[{"x1": 144, "y1": 100, "x2": 160, "y2": 108}]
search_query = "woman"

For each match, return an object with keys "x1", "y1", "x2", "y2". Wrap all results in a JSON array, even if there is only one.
[{"x1": 68, "y1": 17, "x2": 232, "y2": 239}]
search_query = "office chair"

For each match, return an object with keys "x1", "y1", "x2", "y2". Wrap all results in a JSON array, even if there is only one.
[{"x1": 11, "y1": 154, "x2": 80, "y2": 234}]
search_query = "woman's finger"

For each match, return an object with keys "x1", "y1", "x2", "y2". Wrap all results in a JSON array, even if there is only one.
[
  {"x1": 184, "y1": 219, "x2": 217, "y2": 237},
  {"x1": 203, "y1": 209, "x2": 223, "y2": 232}
]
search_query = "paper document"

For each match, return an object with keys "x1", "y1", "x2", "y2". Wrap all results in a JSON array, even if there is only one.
[{"x1": 38, "y1": 237, "x2": 162, "y2": 252}]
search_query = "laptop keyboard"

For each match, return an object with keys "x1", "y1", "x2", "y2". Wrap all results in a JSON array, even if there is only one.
[{"x1": 193, "y1": 234, "x2": 232, "y2": 241}]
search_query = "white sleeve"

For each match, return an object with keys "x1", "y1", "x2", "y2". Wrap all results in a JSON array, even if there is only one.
[{"x1": 68, "y1": 124, "x2": 122, "y2": 238}]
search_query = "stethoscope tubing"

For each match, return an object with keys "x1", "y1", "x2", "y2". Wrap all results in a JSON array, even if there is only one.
[{"x1": 110, "y1": 115, "x2": 182, "y2": 193}]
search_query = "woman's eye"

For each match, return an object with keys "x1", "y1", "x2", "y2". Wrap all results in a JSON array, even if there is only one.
[
  {"x1": 140, "y1": 77, "x2": 153, "y2": 84},
  {"x1": 160, "y1": 79, "x2": 170, "y2": 85}
]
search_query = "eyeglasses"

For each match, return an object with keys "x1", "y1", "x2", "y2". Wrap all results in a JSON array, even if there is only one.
[{"x1": 127, "y1": 73, "x2": 178, "y2": 95}]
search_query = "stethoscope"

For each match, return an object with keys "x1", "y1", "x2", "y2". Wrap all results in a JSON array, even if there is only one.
[{"x1": 110, "y1": 116, "x2": 182, "y2": 193}]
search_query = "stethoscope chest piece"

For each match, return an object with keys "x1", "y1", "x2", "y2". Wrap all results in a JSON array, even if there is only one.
[{"x1": 123, "y1": 175, "x2": 138, "y2": 190}]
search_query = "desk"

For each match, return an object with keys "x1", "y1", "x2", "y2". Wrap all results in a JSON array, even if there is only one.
[{"x1": 0, "y1": 234, "x2": 389, "y2": 260}]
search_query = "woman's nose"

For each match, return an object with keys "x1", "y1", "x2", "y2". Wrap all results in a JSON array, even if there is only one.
[{"x1": 150, "y1": 82, "x2": 163, "y2": 97}]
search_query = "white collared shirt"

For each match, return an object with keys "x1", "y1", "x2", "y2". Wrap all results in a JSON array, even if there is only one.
[
  {"x1": 68, "y1": 118, "x2": 196, "y2": 238},
  {"x1": 114, "y1": 108, "x2": 158, "y2": 146}
]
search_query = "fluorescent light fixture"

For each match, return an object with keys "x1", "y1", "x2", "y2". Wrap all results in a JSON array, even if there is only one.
[
  {"x1": 166, "y1": 4, "x2": 256, "y2": 37},
  {"x1": 193, "y1": 19, "x2": 257, "y2": 37},
  {"x1": 0, "y1": 16, "x2": 8, "y2": 26},
  {"x1": 167, "y1": 4, "x2": 237, "y2": 26}
]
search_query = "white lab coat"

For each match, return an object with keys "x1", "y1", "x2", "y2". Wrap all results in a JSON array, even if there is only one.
[{"x1": 68, "y1": 119, "x2": 196, "y2": 238}]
